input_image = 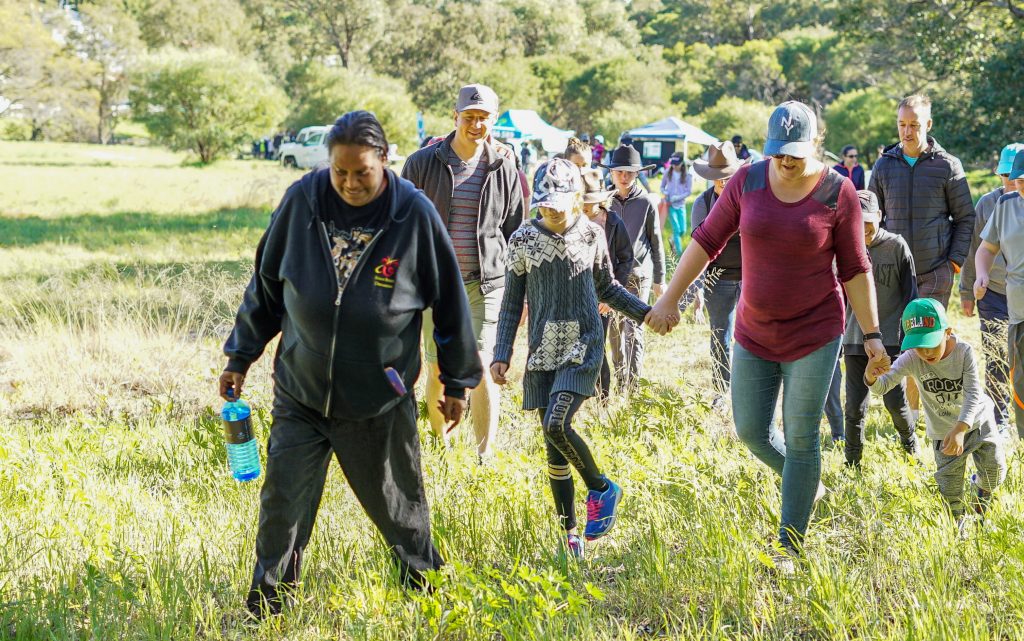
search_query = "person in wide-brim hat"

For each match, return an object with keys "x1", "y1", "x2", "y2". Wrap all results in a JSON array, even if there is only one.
[
  {"x1": 599, "y1": 144, "x2": 657, "y2": 172},
  {"x1": 580, "y1": 167, "x2": 616, "y2": 203},
  {"x1": 693, "y1": 140, "x2": 750, "y2": 181}
]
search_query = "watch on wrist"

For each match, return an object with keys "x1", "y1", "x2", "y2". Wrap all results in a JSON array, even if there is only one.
[{"x1": 863, "y1": 331, "x2": 883, "y2": 342}]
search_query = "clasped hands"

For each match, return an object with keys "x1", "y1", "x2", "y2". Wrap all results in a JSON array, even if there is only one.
[{"x1": 864, "y1": 339, "x2": 892, "y2": 381}]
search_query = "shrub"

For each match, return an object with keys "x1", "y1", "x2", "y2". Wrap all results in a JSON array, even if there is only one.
[{"x1": 131, "y1": 48, "x2": 287, "y2": 164}]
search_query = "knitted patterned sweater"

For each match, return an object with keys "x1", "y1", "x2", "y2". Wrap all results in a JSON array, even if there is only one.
[{"x1": 494, "y1": 216, "x2": 651, "y2": 409}]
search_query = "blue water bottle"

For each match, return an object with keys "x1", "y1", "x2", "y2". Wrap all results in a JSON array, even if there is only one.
[{"x1": 221, "y1": 391, "x2": 261, "y2": 482}]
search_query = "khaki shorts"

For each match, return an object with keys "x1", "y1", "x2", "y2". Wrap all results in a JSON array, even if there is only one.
[{"x1": 423, "y1": 281, "x2": 502, "y2": 364}]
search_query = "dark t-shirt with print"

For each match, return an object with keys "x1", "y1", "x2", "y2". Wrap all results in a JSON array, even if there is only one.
[{"x1": 321, "y1": 177, "x2": 390, "y2": 296}]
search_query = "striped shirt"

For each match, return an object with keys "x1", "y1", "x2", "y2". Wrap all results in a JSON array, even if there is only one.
[{"x1": 448, "y1": 148, "x2": 485, "y2": 279}]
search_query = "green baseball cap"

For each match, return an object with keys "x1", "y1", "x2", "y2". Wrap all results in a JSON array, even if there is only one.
[{"x1": 900, "y1": 298, "x2": 949, "y2": 350}]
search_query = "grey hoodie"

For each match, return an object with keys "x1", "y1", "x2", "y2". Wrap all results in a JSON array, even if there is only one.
[
  {"x1": 610, "y1": 183, "x2": 666, "y2": 284},
  {"x1": 843, "y1": 227, "x2": 917, "y2": 355}
]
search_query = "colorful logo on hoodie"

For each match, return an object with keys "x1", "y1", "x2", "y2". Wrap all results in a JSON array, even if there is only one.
[{"x1": 374, "y1": 256, "x2": 399, "y2": 288}]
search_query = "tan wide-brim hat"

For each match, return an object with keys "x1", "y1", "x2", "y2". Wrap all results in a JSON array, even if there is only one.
[
  {"x1": 580, "y1": 168, "x2": 615, "y2": 203},
  {"x1": 693, "y1": 141, "x2": 749, "y2": 181}
]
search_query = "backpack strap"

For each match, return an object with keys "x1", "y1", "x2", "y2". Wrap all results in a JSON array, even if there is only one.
[
  {"x1": 810, "y1": 169, "x2": 847, "y2": 210},
  {"x1": 741, "y1": 160, "x2": 769, "y2": 193},
  {"x1": 702, "y1": 188, "x2": 714, "y2": 216}
]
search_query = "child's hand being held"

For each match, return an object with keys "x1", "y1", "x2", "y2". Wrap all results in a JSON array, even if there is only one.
[
  {"x1": 490, "y1": 362, "x2": 509, "y2": 386},
  {"x1": 940, "y1": 422, "x2": 969, "y2": 456}
]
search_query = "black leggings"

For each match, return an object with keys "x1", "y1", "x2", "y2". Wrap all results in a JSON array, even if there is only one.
[{"x1": 537, "y1": 391, "x2": 605, "y2": 531}]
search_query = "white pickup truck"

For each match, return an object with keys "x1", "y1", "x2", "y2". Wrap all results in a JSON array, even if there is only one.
[{"x1": 279, "y1": 125, "x2": 329, "y2": 169}]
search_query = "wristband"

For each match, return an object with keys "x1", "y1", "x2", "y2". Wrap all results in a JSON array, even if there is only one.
[{"x1": 863, "y1": 332, "x2": 883, "y2": 342}]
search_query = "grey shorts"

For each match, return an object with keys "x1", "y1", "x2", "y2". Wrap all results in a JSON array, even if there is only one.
[{"x1": 422, "y1": 280, "x2": 501, "y2": 364}]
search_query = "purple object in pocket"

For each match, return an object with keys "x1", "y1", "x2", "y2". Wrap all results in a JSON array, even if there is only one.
[{"x1": 384, "y1": 367, "x2": 407, "y2": 396}]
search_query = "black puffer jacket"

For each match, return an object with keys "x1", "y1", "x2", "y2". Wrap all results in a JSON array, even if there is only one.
[{"x1": 868, "y1": 137, "x2": 975, "y2": 275}]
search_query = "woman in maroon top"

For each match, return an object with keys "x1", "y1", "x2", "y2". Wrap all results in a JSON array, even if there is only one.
[{"x1": 647, "y1": 102, "x2": 889, "y2": 569}]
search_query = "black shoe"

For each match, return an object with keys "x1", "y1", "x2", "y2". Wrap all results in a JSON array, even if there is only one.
[{"x1": 245, "y1": 584, "x2": 295, "y2": 620}]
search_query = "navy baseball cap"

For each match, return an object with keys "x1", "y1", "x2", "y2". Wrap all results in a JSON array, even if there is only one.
[{"x1": 764, "y1": 101, "x2": 818, "y2": 159}]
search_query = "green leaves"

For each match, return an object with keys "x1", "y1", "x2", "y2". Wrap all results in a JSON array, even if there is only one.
[{"x1": 131, "y1": 48, "x2": 288, "y2": 163}]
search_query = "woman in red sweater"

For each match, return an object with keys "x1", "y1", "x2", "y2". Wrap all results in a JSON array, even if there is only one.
[{"x1": 647, "y1": 102, "x2": 889, "y2": 569}]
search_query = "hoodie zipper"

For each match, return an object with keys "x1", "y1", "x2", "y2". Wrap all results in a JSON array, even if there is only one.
[{"x1": 316, "y1": 218, "x2": 386, "y2": 418}]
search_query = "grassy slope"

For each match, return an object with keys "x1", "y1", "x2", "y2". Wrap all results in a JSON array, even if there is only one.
[{"x1": 1, "y1": 141, "x2": 1023, "y2": 640}]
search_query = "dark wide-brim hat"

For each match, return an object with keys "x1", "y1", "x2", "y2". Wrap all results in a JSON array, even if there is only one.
[
  {"x1": 693, "y1": 141, "x2": 749, "y2": 181},
  {"x1": 599, "y1": 144, "x2": 656, "y2": 172}
]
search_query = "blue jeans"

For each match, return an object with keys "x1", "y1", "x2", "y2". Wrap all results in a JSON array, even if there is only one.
[
  {"x1": 977, "y1": 291, "x2": 1010, "y2": 426},
  {"x1": 732, "y1": 337, "x2": 842, "y2": 550},
  {"x1": 705, "y1": 279, "x2": 741, "y2": 393}
]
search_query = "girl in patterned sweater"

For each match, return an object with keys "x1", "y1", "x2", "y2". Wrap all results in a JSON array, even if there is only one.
[{"x1": 491, "y1": 159, "x2": 652, "y2": 558}]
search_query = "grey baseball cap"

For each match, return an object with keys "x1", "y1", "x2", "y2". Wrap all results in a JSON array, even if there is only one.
[
  {"x1": 857, "y1": 189, "x2": 881, "y2": 224},
  {"x1": 456, "y1": 84, "x2": 499, "y2": 115},
  {"x1": 763, "y1": 101, "x2": 818, "y2": 158}
]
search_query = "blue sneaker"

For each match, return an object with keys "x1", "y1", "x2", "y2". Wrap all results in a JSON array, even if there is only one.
[
  {"x1": 565, "y1": 533, "x2": 585, "y2": 559},
  {"x1": 584, "y1": 476, "x2": 622, "y2": 541}
]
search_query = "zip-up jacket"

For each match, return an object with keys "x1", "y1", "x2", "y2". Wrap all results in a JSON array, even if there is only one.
[
  {"x1": 610, "y1": 183, "x2": 666, "y2": 284},
  {"x1": 605, "y1": 210, "x2": 634, "y2": 286},
  {"x1": 832, "y1": 163, "x2": 865, "y2": 190},
  {"x1": 868, "y1": 137, "x2": 975, "y2": 275},
  {"x1": 224, "y1": 169, "x2": 483, "y2": 420},
  {"x1": 401, "y1": 132, "x2": 525, "y2": 294}
]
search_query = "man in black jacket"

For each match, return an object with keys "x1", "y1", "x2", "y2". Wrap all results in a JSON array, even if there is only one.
[
  {"x1": 869, "y1": 94, "x2": 975, "y2": 308},
  {"x1": 220, "y1": 112, "x2": 482, "y2": 619},
  {"x1": 402, "y1": 84, "x2": 524, "y2": 460},
  {"x1": 869, "y1": 94, "x2": 975, "y2": 419}
]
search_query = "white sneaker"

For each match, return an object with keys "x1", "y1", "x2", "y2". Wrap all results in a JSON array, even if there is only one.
[
  {"x1": 768, "y1": 543, "x2": 797, "y2": 576},
  {"x1": 814, "y1": 481, "x2": 828, "y2": 504}
]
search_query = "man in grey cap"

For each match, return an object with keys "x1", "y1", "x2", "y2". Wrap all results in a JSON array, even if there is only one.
[{"x1": 402, "y1": 84, "x2": 524, "y2": 460}]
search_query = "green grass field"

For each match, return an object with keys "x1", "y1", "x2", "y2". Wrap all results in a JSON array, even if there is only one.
[{"x1": 2, "y1": 141, "x2": 1023, "y2": 640}]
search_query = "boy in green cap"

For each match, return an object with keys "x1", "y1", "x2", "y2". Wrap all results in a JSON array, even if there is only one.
[{"x1": 865, "y1": 298, "x2": 1006, "y2": 532}]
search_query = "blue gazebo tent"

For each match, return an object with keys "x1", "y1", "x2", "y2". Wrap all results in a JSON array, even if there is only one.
[
  {"x1": 492, "y1": 109, "x2": 574, "y2": 154},
  {"x1": 622, "y1": 116, "x2": 718, "y2": 166}
]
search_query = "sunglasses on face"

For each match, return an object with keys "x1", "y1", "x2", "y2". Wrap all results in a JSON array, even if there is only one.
[{"x1": 846, "y1": 154, "x2": 858, "y2": 159}]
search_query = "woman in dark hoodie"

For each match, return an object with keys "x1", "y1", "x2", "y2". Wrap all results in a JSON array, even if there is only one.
[{"x1": 219, "y1": 111, "x2": 482, "y2": 619}]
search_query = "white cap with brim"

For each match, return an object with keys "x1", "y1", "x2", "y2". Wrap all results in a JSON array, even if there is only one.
[
  {"x1": 531, "y1": 191, "x2": 577, "y2": 213},
  {"x1": 763, "y1": 101, "x2": 818, "y2": 159}
]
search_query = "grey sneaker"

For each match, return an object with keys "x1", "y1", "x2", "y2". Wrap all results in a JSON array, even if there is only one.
[
  {"x1": 768, "y1": 543, "x2": 797, "y2": 576},
  {"x1": 956, "y1": 514, "x2": 971, "y2": 540}
]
